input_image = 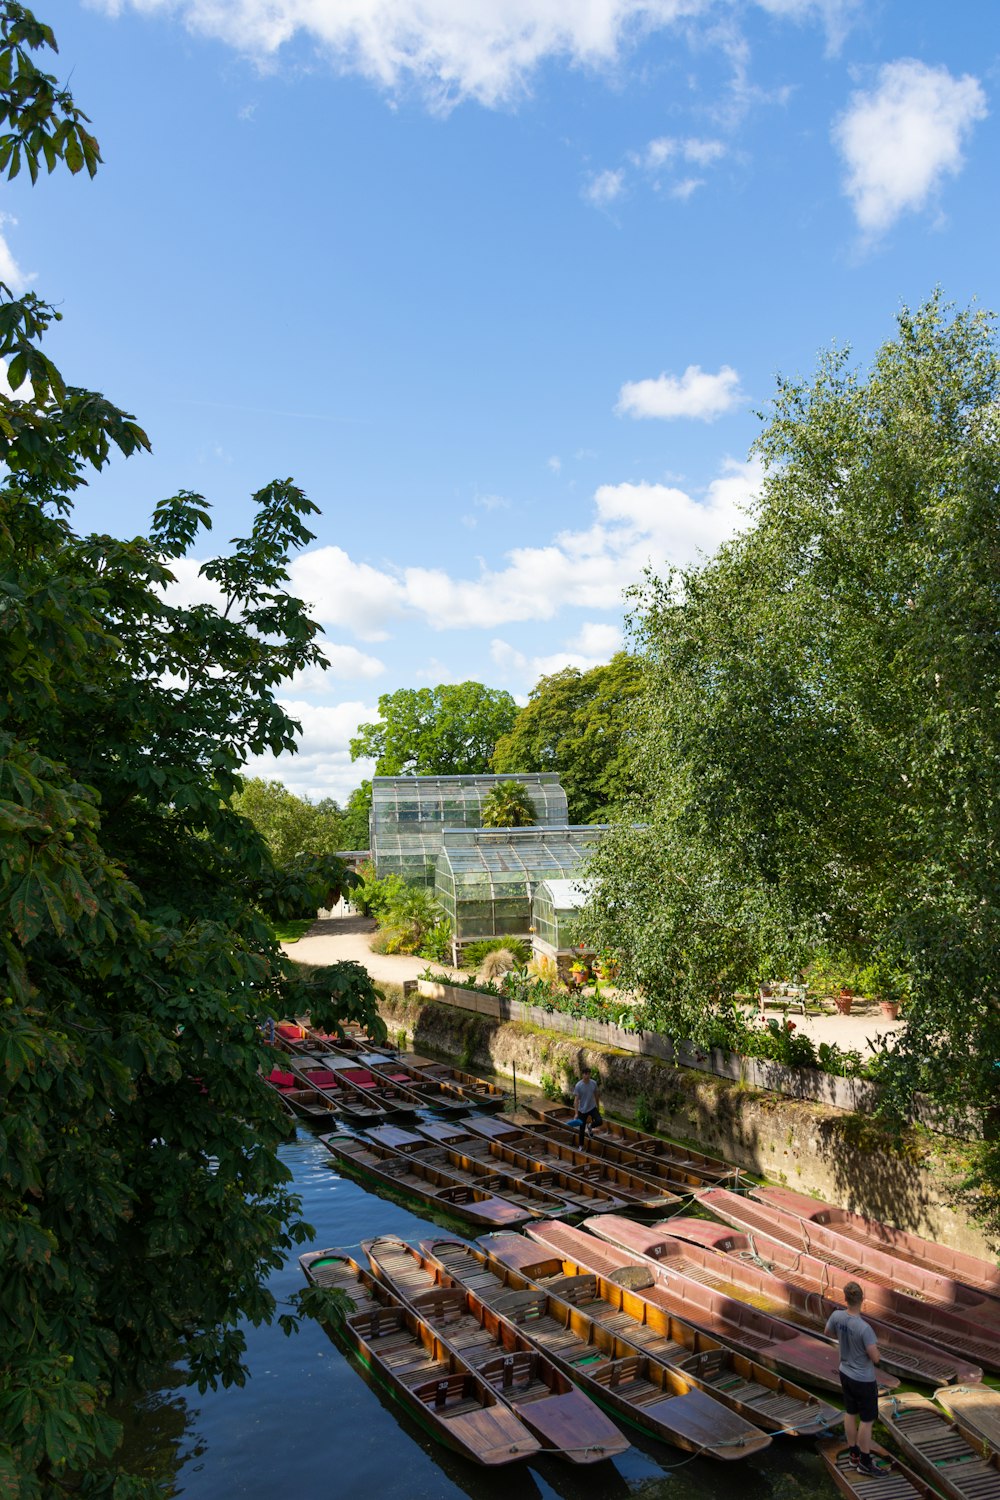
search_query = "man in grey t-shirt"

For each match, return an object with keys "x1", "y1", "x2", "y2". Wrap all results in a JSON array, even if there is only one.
[
  {"x1": 572, "y1": 1068, "x2": 601, "y2": 1148},
  {"x1": 825, "y1": 1281, "x2": 888, "y2": 1476}
]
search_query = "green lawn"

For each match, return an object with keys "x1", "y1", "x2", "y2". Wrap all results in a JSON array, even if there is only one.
[{"x1": 271, "y1": 918, "x2": 314, "y2": 943}]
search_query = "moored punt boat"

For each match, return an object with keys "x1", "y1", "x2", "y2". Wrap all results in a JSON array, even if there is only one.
[
  {"x1": 523, "y1": 1217, "x2": 885, "y2": 1394},
  {"x1": 699, "y1": 1187, "x2": 1000, "y2": 1327},
  {"x1": 460, "y1": 1117, "x2": 683, "y2": 1211},
  {"x1": 402, "y1": 1055, "x2": 508, "y2": 1111},
  {"x1": 413, "y1": 1121, "x2": 629, "y2": 1215},
  {"x1": 877, "y1": 1393, "x2": 1000, "y2": 1500},
  {"x1": 362, "y1": 1056, "x2": 469, "y2": 1115},
  {"x1": 319, "y1": 1131, "x2": 535, "y2": 1229},
  {"x1": 520, "y1": 1104, "x2": 736, "y2": 1186},
  {"x1": 752, "y1": 1183, "x2": 1000, "y2": 1305},
  {"x1": 364, "y1": 1235, "x2": 631, "y2": 1464},
  {"x1": 419, "y1": 1236, "x2": 772, "y2": 1460},
  {"x1": 287, "y1": 1059, "x2": 389, "y2": 1124},
  {"x1": 264, "y1": 1066, "x2": 341, "y2": 1126},
  {"x1": 320, "y1": 1056, "x2": 425, "y2": 1118},
  {"x1": 818, "y1": 1439, "x2": 939, "y2": 1500},
  {"x1": 367, "y1": 1125, "x2": 578, "y2": 1220},
  {"x1": 300, "y1": 1248, "x2": 541, "y2": 1466},
  {"x1": 684, "y1": 1196, "x2": 994, "y2": 1377},
  {"x1": 935, "y1": 1385, "x2": 1000, "y2": 1458},
  {"x1": 480, "y1": 1230, "x2": 841, "y2": 1436},
  {"x1": 516, "y1": 1116, "x2": 726, "y2": 1194}
]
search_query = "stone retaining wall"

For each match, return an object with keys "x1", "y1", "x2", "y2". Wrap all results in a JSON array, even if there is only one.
[{"x1": 378, "y1": 983, "x2": 994, "y2": 1262}]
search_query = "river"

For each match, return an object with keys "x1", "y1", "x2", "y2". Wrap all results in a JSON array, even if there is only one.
[{"x1": 120, "y1": 1128, "x2": 840, "y2": 1500}]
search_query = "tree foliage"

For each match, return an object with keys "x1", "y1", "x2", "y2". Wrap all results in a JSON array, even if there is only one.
[
  {"x1": 350, "y1": 681, "x2": 518, "y2": 776},
  {"x1": 491, "y1": 654, "x2": 644, "y2": 822},
  {"x1": 591, "y1": 295, "x2": 1000, "y2": 1229},
  {"x1": 0, "y1": 10, "x2": 383, "y2": 1493},
  {"x1": 232, "y1": 777, "x2": 346, "y2": 867}
]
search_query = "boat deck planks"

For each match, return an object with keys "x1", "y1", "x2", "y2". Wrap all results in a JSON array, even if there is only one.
[{"x1": 878, "y1": 1394, "x2": 1000, "y2": 1500}]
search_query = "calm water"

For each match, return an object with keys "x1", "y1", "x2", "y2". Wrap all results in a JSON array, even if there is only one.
[{"x1": 122, "y1": 1128, "x2": 840, "y2": 1500}]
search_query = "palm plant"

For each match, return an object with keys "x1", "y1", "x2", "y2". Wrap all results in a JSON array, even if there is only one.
[{"x1": 480, "y1": 781, "x2": 538, "y2": 828}]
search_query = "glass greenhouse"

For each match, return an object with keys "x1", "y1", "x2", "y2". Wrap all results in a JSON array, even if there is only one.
[
  {"x1": 434, "y1": 826, "x2": 607, "y2": 945},
  {"x1": 531, "y1": 877, "x2": 595, "y2": 960},
  {"x1": 370, "y1": 773, "x2": 570, "y2": 885}
]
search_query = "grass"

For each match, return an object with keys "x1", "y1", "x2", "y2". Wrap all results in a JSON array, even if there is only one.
[{"x1": 271, "y1": 917, "x2": 314, "y2": 943}]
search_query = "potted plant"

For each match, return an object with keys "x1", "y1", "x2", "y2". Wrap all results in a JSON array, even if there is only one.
[
  {"x1": 834, "y1": 987, "x2": 854, "y2": 1015},
  {"x1": 857, "y1": 955, "x2": 909, "y2": 1021}
]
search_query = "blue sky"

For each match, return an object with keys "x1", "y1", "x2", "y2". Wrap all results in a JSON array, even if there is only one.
[{"x1": 10, "y1": 1, "x2": 999, "y2": 799}]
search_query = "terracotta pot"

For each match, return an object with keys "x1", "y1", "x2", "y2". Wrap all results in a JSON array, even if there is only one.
[
  {"x1": 834, "y1": 991, "x2": 854, "y2": 1015},
  {"x1": 879, "y1": 1000, "x2": 900, "y2": 1019}
]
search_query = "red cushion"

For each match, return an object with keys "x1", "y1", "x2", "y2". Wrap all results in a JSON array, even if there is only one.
[
  {"x1": 267, "y1": 1070, "x2": 297, "y2": 1088},
  {"x1": 277, "y1": 1022, "x2": 305, "y2": 1040},
  {"x1": 387, "y1": 1072, "x2": 411, "y2": 1083},
  {"x1": 343, "y1": 1069, "x2": 377, "y2": 1088},
  {"x1": 307, "y1": 1070, "x2": 339, "y2": 1088}
]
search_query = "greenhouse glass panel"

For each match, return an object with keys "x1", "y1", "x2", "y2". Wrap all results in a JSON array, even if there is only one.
[
  {"x1": 370, "y1": 773, "x2": 570, "y2": 885},
  {"x1": 434, "y1": 828, "x2": 606, "y2": 944}
]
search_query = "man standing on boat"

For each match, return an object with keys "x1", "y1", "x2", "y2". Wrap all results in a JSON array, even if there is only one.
[
  {"x1": 572, "y1": 1067, "x2": 602, "y2": 1148},
  {"x1": 825, "y1": 1282, "x2": 889, "y2": 1476}
]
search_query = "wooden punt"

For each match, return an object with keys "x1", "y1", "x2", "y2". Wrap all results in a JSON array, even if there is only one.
[
  {"x1": 367, "y1": 1125, "x2": 577, "y2": 1220},
  {"x1": 753, "y1": 1183, "x2": 1000, "y2": 1306},
  {"x1": 530, "y1": 1218, "x2": 896, "y2": 1394},
  {"x1": 299, "y1": 1248, "x2": 541, "y2": 1466},
  {"x1": 364, "y1": 1235, "x2": 631, "y2": 1463},
  {"x1": 418, "y1": 1236, "x2": 772, "y2": 1460},
  {"x1": 460, "y1": 1116, "x2": 683, "y2": 1211},
  {"x1": 716, "y1": 1187, "x2": 1000, "y2": 1327},
  {"x1": 364, "y1": 1057, "x2": 469, "y2": 1115},
  {"x1": 878, "y1": 1393, "x2": 1000, "y2": 1500},
  {"x1": 935, "y1": 1386, "x2": 1000, "y2": 1459},
  {"x1": 520, "y1": 1103, "x2": 736, "y2": 1185},
  {"x1": 692, "y1": 1192, "x2": 994, "y2": 1377},
  {"x1": 413, "y1": 1120, "x2": 630, "y2": 1214},
  {"x1": 318, "y1": 1131, "x2": 535, "y2": 1229},
  {"x1": 818, "y1": 1439, "x2": 940, "y2": 1500},
  {"x1": 480, "y1": 1230, "x2": 841, "y2": 1436},
  {"x1": 264, "y1": 1066, "x2": 341, "y2": 1126},
  {"x1": 402, "y1": 1055, "x2": 508, "y2": 1111},
  {"x1": 287, "y1": 1060, "x2": 389, "y2": 1124},
  {"x1": 515, "y1": 1116, "x2": 725, "y2": 1194}
]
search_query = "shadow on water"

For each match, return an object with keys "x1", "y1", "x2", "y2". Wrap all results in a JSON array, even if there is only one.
[{"x1": 114, "y1": 1128, "x2": 841, "y2": 1499}]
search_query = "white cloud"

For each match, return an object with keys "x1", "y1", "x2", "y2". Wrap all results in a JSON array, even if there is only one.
[
  {"x1": 0, "y1": 216, "x2": 30, "y2": 295},
  {"x1": 833, "y1": 59, "x2": 987, "y2": 238},
  {"x1": 547, "y1": 455, "x2": 562, "y2": 473},
  {"x1": 567, "y1": 620, "x2": 623, "y2": 656},
  {"x1": 670, "y1": 176, "x2": 704, "y2": 200},
  {"x1": 285, "y1": 642, "x2": 386, "y2": 694},
  {"x1": 491, "y1": 619, "x2": 623, "y2": 688},
  {"x1": 583, "y1": 167, "x2": 626, "y2": 208},
  {"x1": 100, "y1": 0, "x2": 712, "y2": 111},
  {"x1": 290, "y1": 545, "x2": 408, "y2": 641},
  {"x1": 241, "y1": 698, "x2": 377, "y2": 805},
  {"x1": 616, "y1": 363, "x2": 742, "y2": 420},
  {"x1": 283, "y1": 458, "x2": 760, "y2": 641}
]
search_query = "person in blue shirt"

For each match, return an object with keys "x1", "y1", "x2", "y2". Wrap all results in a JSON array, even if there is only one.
[
  {"x1": 825, "y1": 1282, "x2": 889, "y2": 1475},
  {"x1": 572, "y1": 1067, "x2": 601, "y2": 1148}
]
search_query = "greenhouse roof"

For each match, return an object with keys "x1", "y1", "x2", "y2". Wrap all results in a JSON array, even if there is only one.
[
  {"x1": 437, "y1": 826, "x2": 607, "y2": 877},
  {"x1": 537, "y1": 878, "x2": 594, "y2": 909}
]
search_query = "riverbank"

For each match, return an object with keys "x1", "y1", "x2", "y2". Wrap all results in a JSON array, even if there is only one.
[{"x1": 372, "y1": 981, "x2": 992, "y2": 1262}]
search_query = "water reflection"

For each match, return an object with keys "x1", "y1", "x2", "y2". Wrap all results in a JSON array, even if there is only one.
[{"x1": 117, "y1": 1129, "x2": 837, "y2": 1499}]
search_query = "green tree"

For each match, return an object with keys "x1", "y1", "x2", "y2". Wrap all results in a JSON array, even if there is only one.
[
  {"x1": 233, "y1": 777, "x2": 346, "y2": 866},
  {"x1": 591, "y1": 294, "x2": 1000, "y2": 1231},
  {"x1": 340, "y1": 779, "x2": 373, "y2": 850},
  {"x1": 350, "y1": 682, "x2": 518, "y2": 776},
  {"x1": 0, "y1": 11, "x2": 383, "y2": 1494},
  {"x1": 480, "y1": 780, "x2": 537, "y2": 828},
  {"x1": 492, "y1": 654, "x2": 644, "y2": 822}
]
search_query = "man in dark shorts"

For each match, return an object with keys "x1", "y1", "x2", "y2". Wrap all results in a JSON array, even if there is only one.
[
  {"x1": 572, "y1": 1067, "x2": 601, "y2": 1148},
  {"x1": 825, "y1": 1282, "x2": 889, "y2": 1475}
]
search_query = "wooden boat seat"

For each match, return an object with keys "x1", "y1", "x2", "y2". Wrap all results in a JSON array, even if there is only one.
[
  {"x1": 357, "y1": 1307, "x2": 407, "y2": 1340},
  {"x1": 414, "y1": 1373, "x2": 474, "y2": 1409},
  {"x1": 479, "y1": 1352, "x2": 540, "y2": 1391},
  {"x1": 412, "y1": 1288, "x2": 466, "y2": 1325},
  {"x1": 546, "y1": 1274, "x2": 600, "y2": 1306}
]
